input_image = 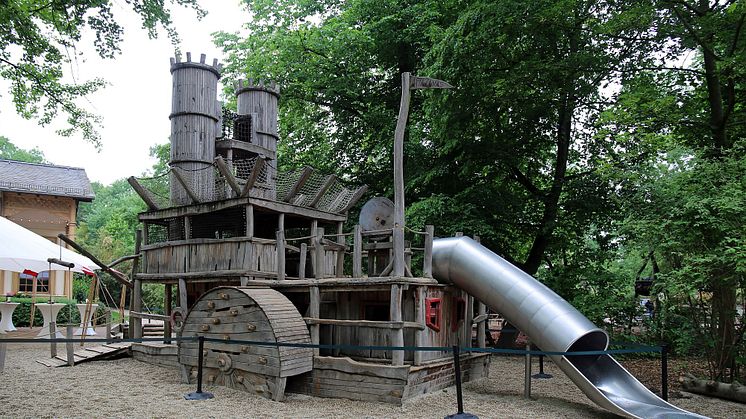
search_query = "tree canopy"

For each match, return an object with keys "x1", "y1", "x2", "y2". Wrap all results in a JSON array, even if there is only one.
[
  {"x1": 214, "y1": 0, "x2": 746, "y2": 380},
  {"x1": 0, "y1": 0, "x2": 204, "y2": 145}
]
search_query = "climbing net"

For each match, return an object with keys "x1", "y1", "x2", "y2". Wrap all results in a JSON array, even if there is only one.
[{"x1": 131, "y1": 158, "x2": 361, "y2": 214}]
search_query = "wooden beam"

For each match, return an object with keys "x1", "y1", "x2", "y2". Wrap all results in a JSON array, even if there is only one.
[
  {"x1": 129, "y1": 229, "x2": 142, "y2": 337},
  {"x1": 178, "y1": 278, "x2": 188, "y2": 313},
  {"x1": 240, "y1": 157, "x2": 266, "y2": 197},
  {"x1": 390, "y1": 284, "x2": 404, "y2": 365},
  {"x1": 170, "y1": 168, "x2": 200, "y2": 204},
  {"x1": 299, "y1": 243, "x2": 307, "y2": 280},
  {"x1": 132, "y1": 279, "x2": 142, "y2": 338},
  {"x1": 414, "y1": 286, "x2": 426, "y2": 365},
  {"x1": 107, "y1": 254, "x2": 140, "y2": 269},
  {"x1": 245, "y1": 204, "x2": 254, "y2": 238},
  {"x1": 309, "y1": 175, "x2": 336, "y2": 207},
  {"x1": 127, "y1": 176, "x2": 160, "y2": 210},
  {"x1": 393, "y1": 72, "x2": 411, "y2": 278},
  {"x1": 214, "y1": 156, "x2": 242, "y2": 196},
  {"x1": 276, "y1": 230, "x2": 286, "y2": 281},
  {"x1": 339, "y1": 185, "x2": 368, "y2": 213},
  {"x1": 303, "y1": 318, "x2": 424, "y2": 330},
  {"x1": 423, "y1": 225, "x2": 434, "y2": 278},
  {"x1": 215, "y1": 139, "x2": 276, "y2": 160},
  {"x1": 353, "y1": 225, "x2": 362, "y2": 278},
  {"x1": 335, "y1": 222, "x2": 345, "y2": 276},
  {"x1": 284, "y1": 166, "x2": 313, "y2": 202},
  {"x1": 164, "y1": 284, "x2": 172, "y2": 343},
  {"x1": 309, "y1": 286, "x2": 320, "y2": 356},
  {"x1": 138, "y1": 196, "x2": 346, "y2": 222},
  {"x1": 129, "y1": 311, "x2": 171, "y2": 321},
  {"x1": 57, "y1": 234, "x2": 132, "y2": 288}
]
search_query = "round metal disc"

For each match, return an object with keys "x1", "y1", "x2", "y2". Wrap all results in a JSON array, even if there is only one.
[{"x1": 358, "y1": 197, "x2": 394, "y2": 232}]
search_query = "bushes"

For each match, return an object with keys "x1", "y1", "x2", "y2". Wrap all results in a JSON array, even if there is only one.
[{"x1": 7, "y1": 297, "x2": 109, "y2": 328}]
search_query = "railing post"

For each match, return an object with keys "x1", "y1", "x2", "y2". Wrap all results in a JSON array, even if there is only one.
[
  {"x1": 353, "y1": 225, "x2": 362, "y2": 277},
  {"x1": 276, "y1": 230, "x2": 286, "y2": 281},
  {"x1": 423, "y1": 225, "x2": 434, "y2": 278},
  {"x1": 453, "y1": 345, "x2": 464, "y2": 414},
  {"x1": 106, "y1": 309, "x2": 113, "y2": 344},
  {"x1": 299, "y1": 243, "x2": 307, "y2": 280},
  {"x1": 314, "y1": 228, "x2": 324, "y2": 279},
  {"x1": 524, "y1": 342, "x2": 531, "y2": 399},
  {"x1": 661, "y1": 344, "x2": 668, "y2": 401},
  {"x1": 49, "y1": 322, "x2": 57, "y2": 358},
  {"x1": 184, "y1": 335, "x2": 214, "y2": 400},
  {"x1": 66, "y1": 325, "x2": 74, "y2": 367}
]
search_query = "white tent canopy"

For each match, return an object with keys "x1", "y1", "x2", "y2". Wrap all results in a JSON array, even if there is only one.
[{"x1": 0, "y1": 216, "x2": 99, "y2": 274}]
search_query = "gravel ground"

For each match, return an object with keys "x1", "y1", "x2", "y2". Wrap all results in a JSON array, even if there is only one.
[{"x1": 0, "y1": 343, "x2": 742, "y2": 418}]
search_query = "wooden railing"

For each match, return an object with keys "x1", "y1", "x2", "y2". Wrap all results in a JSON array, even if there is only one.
[{"x1": 139, "y1": 224, "x2": 434, "y2": 280}]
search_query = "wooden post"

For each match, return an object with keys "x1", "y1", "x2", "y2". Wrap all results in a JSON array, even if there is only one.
[
  {"x1": 0, "y1": 342, "x2": 6, "y2": 373},
  {"x1": 132, "y1": 279, "x2": 143, "y2": 339},
  {"x1": 314, "y1": 228, "x2": 324, "y2": 279},
  {"x1": 423, "y1": 225, "x2": 434, "y2": 278},
  {"x1": 171, "y1": 168, "x2": 201, "y2": 204},
  {"x1": 309, "y1": 175, "x2": 336, "y2": 208},
  {"x1": 49, "y1": 322, "x2": 57, "y2": 358},
  {"x1": 276, "y1": 230, "x2": 286, "y2": 281},
  {"x1": 390, "y1": 284, "x2": 404, "y2": 365},
  {"x1": 309, "y1": 287, "x2": 320, "y2": 356},
  {"x1": 214, "y1": 156, "x2": 242, "y2": 196},
  {"x1": 299, "y1": 243, "x2": 307, "y2": 280},
  {"x1": 465, "y1": 295, "x2": 474, "y2": 347},
  {"x1": 129, "y1": 229, "x2": 142, "y2": 337},
  {"x1": 392, "y1": 72, "x2": 411, "y2": 278},
  {"x1": 284, "y1": 166, "x2": 314, "y2": 202},
  {"x1": 241, "y1": 157, "x2": 266, "y2": 197},
  {"x1": 184, "y1": 216, "x2": 192, "y2": 239},
  {"x1": 106, "y1": 309, "x2": 113, "y2": 344},
  {"x1": 127, "y1": 177, "x2": 160, "y2": 210},
  {"x1": 240, "y1": 276, "x2": 249, "y2": 286},
  {"x1": 278, "y1": 213, "x2": 285, "y2": 233},
  {"x1": 477, "y1": 301, "x2": 486, "y2": 348},
  {"x1": 66, "y1": 325, "x2": 74, "y2": 367},
  {"x1": 353, "y1": 225, "x2": 362, "y2": 277},
  {"x1": 414, "y1": 286, "x2": 426, "y2": 365},
  {"x1": 246, "y1": 204, "x2": 254, "y2": 238},
  {"x1": 164, "y1": 284, "x2": 173, "y2": 344},
  {"x1": 178, "y1": 278, "x2": 188, "y2": 314},
  {"x1": 335, "y1": 222, "x2": 345, "y2": 277}
]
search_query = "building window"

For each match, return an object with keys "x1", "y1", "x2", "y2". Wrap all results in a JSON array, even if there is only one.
[
  {"x1": 426, "y1": 298, "x2": 441, "y2": 332},
  {"x1": 19, "y1": 271, "x2": 50, "y2": 293}
]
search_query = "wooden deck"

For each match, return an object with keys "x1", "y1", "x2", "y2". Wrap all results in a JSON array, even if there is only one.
[{"x1": 36, "y1": 342, "x2": 131, "y2": 368}]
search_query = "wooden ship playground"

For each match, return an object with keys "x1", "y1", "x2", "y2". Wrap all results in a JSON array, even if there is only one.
[{"x1": 0, "y1": 52, "x2": 730, "y2": 418}]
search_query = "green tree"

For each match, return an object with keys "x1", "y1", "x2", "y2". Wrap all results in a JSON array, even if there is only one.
[
  {"x1": 0, "y1": 135, "x2": 46, "y2": 162},
  {"x1": 0, "y1": 1, "x2": 204, "y2": 145}
]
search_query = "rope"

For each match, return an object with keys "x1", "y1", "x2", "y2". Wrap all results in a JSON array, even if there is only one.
[{"x1": 0, "y1": 335, "x2": 664, "y2": 356}]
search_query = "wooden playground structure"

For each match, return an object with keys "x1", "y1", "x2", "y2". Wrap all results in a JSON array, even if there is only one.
[{"x1": 121, "y1": 52, "x2": 490, "y2": 403}]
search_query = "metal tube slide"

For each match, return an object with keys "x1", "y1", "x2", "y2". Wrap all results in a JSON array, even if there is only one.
[{"x1": 432, "y1": 237, "x2": 706, "y2": 419}]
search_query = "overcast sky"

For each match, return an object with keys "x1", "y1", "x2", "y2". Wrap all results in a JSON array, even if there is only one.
[{"x1": 0, "y1": 1, "x2": 248, "y2": 185}]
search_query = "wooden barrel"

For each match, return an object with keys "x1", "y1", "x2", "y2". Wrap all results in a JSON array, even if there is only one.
[
  {"x1": 178, "y1": 286, "x2": 313, "y2": 401},
  {"x1": 236, "y1": 79, "x2": 279, "y2": 199},
  {"x1": 169, "y1": 53, "x2": 221, "y2": 205}
]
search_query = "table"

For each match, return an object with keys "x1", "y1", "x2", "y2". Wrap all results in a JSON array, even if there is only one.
[
  {"x1": 0, "y1": 302, "x2": 20, "y2": 332},
  {"x1": 75, "y1": 303, "x2": 98, "y2": 336},
  {"x1": 34, "y1": 303, "x2": 66, "y2": 339}
]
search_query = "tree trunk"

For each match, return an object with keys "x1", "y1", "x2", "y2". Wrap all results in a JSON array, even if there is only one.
[
  {"x1": 711, "y1": 280, "x2": 737, "y2": 381},
  {"x1": 523, "y1": 92, "x2": 572, "y2": 275}
]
